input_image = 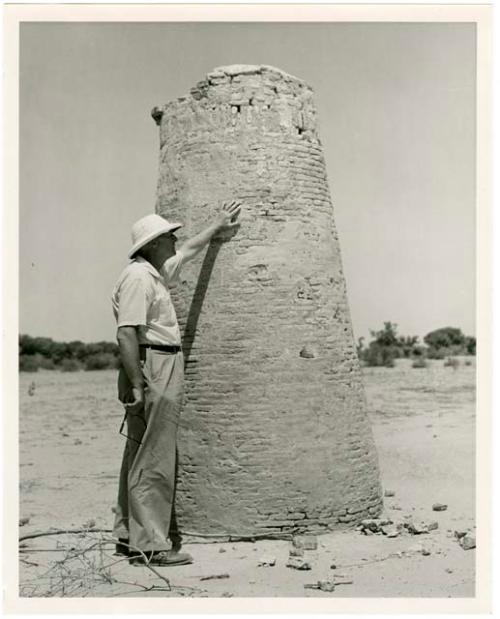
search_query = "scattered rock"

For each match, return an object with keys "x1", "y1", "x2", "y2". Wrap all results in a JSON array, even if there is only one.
[
  {"x1": 381, "y1": 525, "x2": 400, "y2": 538},
  {"x1": 432, "y1": 503, "x2": 448, "y2": 512},
  {"x1": 62, "y1": 433, "x2": 70, "y2": 437},
  {"x1": 82, "y1": 518, "x2": 96, "y2": 528},
  {"x1": 292, "y1": 534, "x2": 317, "y2": 550},
  {"x1": 219, "y1": 547, "x2": 226, "y2": 553},
  {"x1": 407, "y1": 543, "x2": 431, "y2": 556},
  {"x1": 19, "y1": 517, "x2": 30, "y2": 527},
  {"x1": 384, "y1": 489, "x2": 395, "y2": 497},
  {"x1": 458, "y1": 533, "x2": 476, "y2": 550},
  {"x1": 428, "y1": 521, "x2": 439, "y2": 531},
  {"x1": 445, "y1": 568, "x2": 453, "y2": 574},
  {"x1": 404, "y1": 521, "x2": 429, "y2": 535},
  {"x1": 359, "y1": 518, "x2": 393, "y2": 534},
  {"x1": 200, "y1": 573, "x2": 230, "y2": 581},
  {"x1": 317, "y1": 579, "x2": 337, "y2": 592},
  {"x1": 286, "y1": 557, "x2": 311, "y2": 570},
  {"x1": 258, "y1": 555, "x2": 276, "y2": 567},
  {"x1": 305, "y1": 578, "x2": 353, "y2": 592},
  {"x1": 74, "y1": 438, "x2": 82, "y2": 445},
  {"x1": 289, "y1": 546, "x2": 304, "y2": 557},
  {"x1": 454, "y1": 530, "x2": 467, "y2": 539},
  {"x1": 390, "y1": 504, "x2": 403, "y2": 511},
  {"x1": 221, "y1": 592, "x2": 234, "y2": 597},
  {"x1": 330, "y1": 563, "x2": 337, "y2": 570}
]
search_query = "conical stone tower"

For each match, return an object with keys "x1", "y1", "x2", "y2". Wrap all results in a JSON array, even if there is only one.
[{"x1": 152, "y1": 65, "x2": 382, "y2": 536}]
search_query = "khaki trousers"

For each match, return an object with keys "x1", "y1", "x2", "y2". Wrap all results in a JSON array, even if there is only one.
[{"x1": 113, "y1": 348, "x2": 184, "y2": 552}]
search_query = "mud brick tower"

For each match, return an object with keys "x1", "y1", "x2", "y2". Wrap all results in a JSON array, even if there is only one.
[{"x1": 152, "y1": 65, "x2": 382, "y2": 536}]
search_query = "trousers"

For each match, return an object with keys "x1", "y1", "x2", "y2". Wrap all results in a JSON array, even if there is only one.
[{"x1": 112, "y1": 348, "x2": 185, "y2": 552}]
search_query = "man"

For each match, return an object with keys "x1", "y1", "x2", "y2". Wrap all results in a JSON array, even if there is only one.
[{"x1": 111, "y1": 201, "x2": 241, "y2": 566}]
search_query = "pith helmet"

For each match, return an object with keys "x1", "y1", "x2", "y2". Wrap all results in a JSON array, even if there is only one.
[{"x1": 128, "y1": 214, "x2": 183, "y2": 259}]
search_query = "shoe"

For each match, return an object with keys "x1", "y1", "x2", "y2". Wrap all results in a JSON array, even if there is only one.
[
  {"x1": 115, "y1": 538, "x2": 130, "y2": 556},
  {"x1": 130, "y1": 549, "x2": 193, "y2": 566}
]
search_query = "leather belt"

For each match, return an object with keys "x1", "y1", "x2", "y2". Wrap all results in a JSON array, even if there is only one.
[{"x1": 140, "y1": 344, "x2": 181, "y2": 353}]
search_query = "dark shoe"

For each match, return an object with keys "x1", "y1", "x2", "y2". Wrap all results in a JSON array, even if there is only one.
[
  {"x1": 115, "y1": 538, "x2": 130, "y2": 556},
  {"x1": 130, "y1": 549, "x2": 193, "y2": 566}
]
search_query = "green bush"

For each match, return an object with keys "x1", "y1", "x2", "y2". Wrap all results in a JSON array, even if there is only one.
[
  {"x1": 84, "y1": 353, "x2": 119, "y2": 371},
  {"x1": 60, "y1": 358, "x2": 82, "y2": 372},
  {"x1": 19, "y1": 355, "x2": 39, "y2": 372}
]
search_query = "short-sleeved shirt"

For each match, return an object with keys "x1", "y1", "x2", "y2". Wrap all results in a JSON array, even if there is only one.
[{"x1": 112, "y1": 253, "x2": 184, "y2": 346}]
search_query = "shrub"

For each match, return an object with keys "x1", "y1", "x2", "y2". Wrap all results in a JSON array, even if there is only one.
[
  {"x1": 465, "y1": 336, "x2": 476, "y2": 356},
  {"x1": 424, "y1": 327, "x2": 466, "y2": 350},
  {"x1": 60, "y1": 358, "x2": 82, "y2": 372},
  {"x1": 35, "y1": 354, "x2": 56, "y2": 370},
  {"x1": 84, "y1": 353, "x2": 119, "y2": 371},
  {"x1": 19, "y1": 355, "x2": 39, "y2": 372},
  {"x1": 363, "y1": 343, "x2": 397, "y2": 368},
  {"x1": 444, "y1": 357, "x2": 460, "y2": 370},
  {"x1": 412, "y1": 357, "x2": 428, "y2": 369}
]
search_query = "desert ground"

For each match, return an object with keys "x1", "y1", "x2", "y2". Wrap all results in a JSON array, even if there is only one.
[{"x1": 18, "y1": 358, "x2": 475, "y2": 598}]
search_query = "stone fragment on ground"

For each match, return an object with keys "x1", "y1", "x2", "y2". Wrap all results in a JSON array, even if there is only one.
[
  {"x1": 258, "y1": 555, "x2": 276, "y2": 567},
  {"x1": 289, "y1": 546, "x2": 304, "y2": 557},
  {"x1": 19, "y1": 517, "x2": 30, "y2": 527},
  {"x1": 286, "y1": 557, "x2": 311, "y2": 570},
  {"x1": 359, "y1": 518, "x2": 393, "y2": 535},
  {"x1": 200, "y1": 573, "x2": 230, "y2": 581},
  {"x1": 305, "y1": 577, "x2": 353, "y2": 592},
  {"x1": 384, "y1": 489, "x2": 396, "y2": 497},
  {"x1": 404, "y1": 521, "x2": 429, "y2": 535},
  {"x1": 292, "y1": 534, "x2": 317, "y2": 550},
  {"x1": 381, "y1": 525, "x2": 400, "y2": 538},
  {"x1": 432, "y1": 503, "x2": 448, "y2": 511},
  {"x1": 406, "y1": 543, "x2": 431, "y2": 556},
  {"x1": 458, "y1": 533, "x2": 476, "y2": 550}
]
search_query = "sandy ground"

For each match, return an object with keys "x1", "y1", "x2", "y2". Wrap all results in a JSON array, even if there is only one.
[{"x1": 18, "y1": 358, "x2": 475, "y2": 598}]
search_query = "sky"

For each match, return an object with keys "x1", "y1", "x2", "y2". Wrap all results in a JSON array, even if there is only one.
[{"x1": 19, "y1": 21, "x2": 476, "y2": 344}]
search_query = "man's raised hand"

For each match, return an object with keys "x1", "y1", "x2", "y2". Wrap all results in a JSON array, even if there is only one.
[{"x1": 216, "y1": 200, "x2": 242, "y2": 231}]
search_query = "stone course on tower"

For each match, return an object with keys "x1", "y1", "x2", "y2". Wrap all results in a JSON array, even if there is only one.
[{"x1": 151, "y1": 64, "x2": 383, "y2": 536}]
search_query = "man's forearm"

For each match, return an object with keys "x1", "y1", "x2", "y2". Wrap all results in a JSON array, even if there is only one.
[
  {"x1": 117, "y1": 328, "x2": 144, "y2": 389},
  {"x1": 180, "y1": 221, "x2": 220, "y2": 258}
]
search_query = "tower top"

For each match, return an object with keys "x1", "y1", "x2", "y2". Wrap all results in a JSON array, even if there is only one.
[{"x1": 208, "y1": 64, "x2": 307, "y2": 84}]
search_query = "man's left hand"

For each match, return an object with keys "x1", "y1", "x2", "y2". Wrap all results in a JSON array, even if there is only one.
[{"x1": 215, "y1": 201, "x2": 242, "y2": 231}]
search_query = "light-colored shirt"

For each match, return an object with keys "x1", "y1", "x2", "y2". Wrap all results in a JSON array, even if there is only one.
[{"x1": 112, "y1": 253, "x2": 184, "y2": 346}]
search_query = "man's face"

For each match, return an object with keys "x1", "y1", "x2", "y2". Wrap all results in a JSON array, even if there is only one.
[{"x1": 155, "y1": 232, "x2": 177, "y2": 262}]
